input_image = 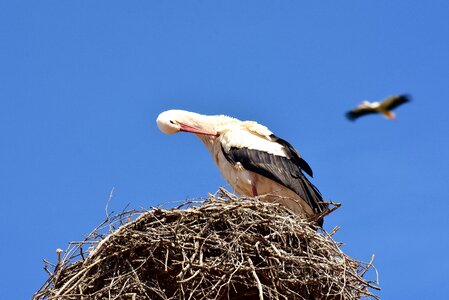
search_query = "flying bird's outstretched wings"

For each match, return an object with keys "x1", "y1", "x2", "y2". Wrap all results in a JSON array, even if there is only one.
[{"x1": 346, "y1": 94, "x2": 411, "y2": 121}]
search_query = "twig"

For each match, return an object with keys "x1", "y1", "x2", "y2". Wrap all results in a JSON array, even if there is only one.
[
  {"x1": 247, "y1": 257, "x2": 264, "y2": 300},
  {"x1": 360, "y1": 254, "x2": 376, "y2": 277},
  {"x1": 105, "y1": 187, "x2": 115, "y2": 233}
]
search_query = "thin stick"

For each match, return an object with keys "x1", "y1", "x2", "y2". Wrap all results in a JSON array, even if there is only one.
[
  {"x1": 247, "y1": 257, "x2": 264, "y2": 300},
  {"x1": 105, "y1": 187, "x2": 115, "y2": 233}
]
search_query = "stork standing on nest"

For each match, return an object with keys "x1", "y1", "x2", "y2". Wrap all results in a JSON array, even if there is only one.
[
  {"x1": 346, "y1": 94, "x2": 411, "y2": 121},
  {"x1": 157, "y1": 109, "x2": 327, "y2": 225}
]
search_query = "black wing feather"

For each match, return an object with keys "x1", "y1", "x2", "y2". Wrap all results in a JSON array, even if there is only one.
[
  {"x1": 270, "y1": 134, "x2": 314, "y2": 177},
  {"x1": 382, "y1": 94, "x2": 411, "y2": 110},
  {"x1": 222, "y1": 146, "x2": 326, "y2": 214},
  {"x1": 346, "y1": 109, "x2": 377, "y2": 121}
]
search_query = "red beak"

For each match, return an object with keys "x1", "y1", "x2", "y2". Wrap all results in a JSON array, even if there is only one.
[{"x1": 180, "y1": 123, "x2": 218, "y2": 136}]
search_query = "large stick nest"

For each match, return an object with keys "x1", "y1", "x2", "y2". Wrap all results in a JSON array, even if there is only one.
[{"x1": 34, "y1": 189, "x2": 379, "y2": 299}]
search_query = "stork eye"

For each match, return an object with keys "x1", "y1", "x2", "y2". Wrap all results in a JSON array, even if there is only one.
[{"x1": 170, "y1": 120, "x2": 175, "y2": 124}]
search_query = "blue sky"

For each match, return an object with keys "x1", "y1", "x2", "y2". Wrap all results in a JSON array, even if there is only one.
[{"x1": 1, "y1": 1, "x2": 448, "y2": 298}]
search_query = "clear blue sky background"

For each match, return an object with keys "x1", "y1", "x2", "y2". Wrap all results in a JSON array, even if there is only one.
[{"x1": 1, "y1": 1, "x2": 448, "y2": 299}]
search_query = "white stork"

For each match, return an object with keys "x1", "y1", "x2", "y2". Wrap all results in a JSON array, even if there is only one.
[
  {"x1": 157, "y1": 110, "x2": 327, "y2": 225},
  {"x1": 346, "y1": 94, "x2": 411, "y2": 121}
]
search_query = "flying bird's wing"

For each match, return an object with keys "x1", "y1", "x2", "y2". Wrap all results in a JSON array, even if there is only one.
[
  {"x1": 345, "y1": 107, "x2": 377, "y2": 121},
  {"x1": 222, "y1": 145, "x2": 325, "y2": 214},
  {"x1": 381, "y1": 94, "x2": 411, "y2": 111}
]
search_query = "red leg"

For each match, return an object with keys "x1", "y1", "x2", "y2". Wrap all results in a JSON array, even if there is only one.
[{"x1": 252, "y1": 185, "x2": 258, "y2": 197}]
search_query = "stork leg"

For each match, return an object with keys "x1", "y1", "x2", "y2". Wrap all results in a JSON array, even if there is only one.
[
  {"x1": 383, "y1": 111, "x2": 396, "y2": 120},
  {"x1": 252, "y1": 185, "x2": 258, "y2": 197}
]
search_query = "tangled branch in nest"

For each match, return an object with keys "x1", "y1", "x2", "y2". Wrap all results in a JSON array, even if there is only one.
[{"x1": 34, "y1": 189, "x2": 379, "y2": 300}]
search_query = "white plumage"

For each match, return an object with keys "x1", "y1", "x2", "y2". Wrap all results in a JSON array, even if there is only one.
[{"x1": 157, "y1": 109, "x2": 326, "y2": 224}]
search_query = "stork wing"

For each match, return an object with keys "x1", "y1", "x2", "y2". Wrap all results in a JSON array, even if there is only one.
[
  {"x1": 346, "y1": 107, "x2": 377, "y2": 121},
  {"x1": 239, "y1": 122, "x2": 314, "y2": 177},
  {"x1": 222, "y1": 146, "x2": 326, "y2": 214},
  {"x1": 269, "y1": 134, "x2": 313, "y2": 177},
  {"x1": 381, "y1": 94, "x2": 411, "y2": 111}
]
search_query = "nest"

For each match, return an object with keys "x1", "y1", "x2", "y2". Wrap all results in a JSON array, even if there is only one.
[{"x1": 34, "y1": 189, "x2": 379, "y2": 300}]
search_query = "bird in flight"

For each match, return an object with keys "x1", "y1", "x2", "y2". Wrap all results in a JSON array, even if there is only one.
[
  {"x1": 157, "y1": 110, "x2": 327, "y2": 225},
  {"x1": 346, "y1": 94, "x2": 411, "y2": 121}
]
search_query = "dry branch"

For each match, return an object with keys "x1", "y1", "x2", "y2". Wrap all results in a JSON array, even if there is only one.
[{"x1": 34, "y1": 189, "x2": 379, "y2": 300}]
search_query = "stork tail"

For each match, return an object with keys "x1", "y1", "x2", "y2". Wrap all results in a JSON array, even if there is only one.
[{"x1": 297, "y1": 176, "x2": 327, "y2": 226}]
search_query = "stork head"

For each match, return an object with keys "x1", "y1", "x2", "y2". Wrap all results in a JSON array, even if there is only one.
[{"x1": 157, "y1": 110, "x2": 218, "y2": 136}]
